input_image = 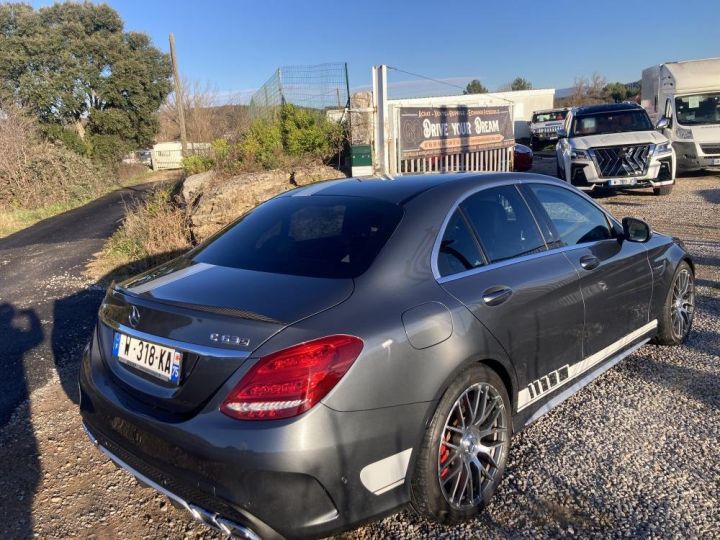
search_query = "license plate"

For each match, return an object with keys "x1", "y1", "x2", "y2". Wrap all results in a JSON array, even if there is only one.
[
  {"x1": 710, "y1": 158, "x2": 720, "y2": 165},
  {"x1": 609, "y1": 178, "x2": 636, "y2": 186},
  {"x1": 112, "y1": 332, "x2": 182, "y2": 384}
]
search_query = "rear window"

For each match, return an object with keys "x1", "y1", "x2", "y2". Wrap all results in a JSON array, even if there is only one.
[{"x1": 193, "y1": 196, "x2": 403, "y2": 278}]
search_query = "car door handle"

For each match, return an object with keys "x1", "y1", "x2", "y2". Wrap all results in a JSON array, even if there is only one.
[
  {"x1": 482, "y1": 286, "x2": 513, "y2": 306},
  {"x1": 579, "y1": 255, "x2": 600, "y2": 270}
]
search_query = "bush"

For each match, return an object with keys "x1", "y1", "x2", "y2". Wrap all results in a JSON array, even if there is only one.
[
  {"x1": 181, "y1": 105, "x2": 347, "y2": 177},
  {"x1": 0, "y1": 106, "x2": 112, "y2": 209},
  {"x1": 40, "y1": 123, "x2": 88, "y2": 155},
  {"x1": 90, "y1": 183, "x2": 192, "y2": 281},
  {"x1": 87, "y1": 134, "x2": 132, "y2": 165},
  {"x1": 280, "y1": 104, "x2": 344, "y2": 161},
  {"x1": 239, "y1": 118, "x2": 283, "y2": 170},
  {"x1": 182, "y1": 154, "x2": 214, "y2": 175}
]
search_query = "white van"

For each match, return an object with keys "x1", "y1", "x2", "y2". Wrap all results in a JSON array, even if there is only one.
[{"x1": 641, "y1": 58, "x2": 720, "y2": 172}]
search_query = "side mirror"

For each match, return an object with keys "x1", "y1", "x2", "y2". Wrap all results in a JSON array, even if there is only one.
[
  {"x1": 557, "y1": 128, "x2": 567, "y2": 138},
  {"x1": 622, "y1": 217, "x2": 652, "y2": 243},
  {"x1": 656, "y1": 116, "x2": 670, "y2": 130}
]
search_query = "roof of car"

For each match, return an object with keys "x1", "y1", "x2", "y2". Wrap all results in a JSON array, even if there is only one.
[
  {"x1": 574, "y1": 102, "x2": 643, "y2": 115},
  {"x1": 283, "y1": 172, "x2": 563, "y2": 205}
]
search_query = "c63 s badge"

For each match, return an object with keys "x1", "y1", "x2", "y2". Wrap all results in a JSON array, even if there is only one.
[{"x1": 210, "y1": 333, "x2": 250, "y2": 347}]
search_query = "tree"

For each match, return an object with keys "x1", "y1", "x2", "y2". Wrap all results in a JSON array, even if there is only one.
[
  {"x1": 157, "y1": 76, "x2": 250, "y2": 143},
  {"x1": 562, "y1": 72, "x2": 608, "y2": 107},
  {"x1": 0, "y1": 3, "x2": 172, "y2": 149},
  {"x1": 463, "y1": 79, "x2": 488, "y2": 94},
  {"x1": 510, "y1": 77, "x2": 532, "y2": 91},
  {"x1": 603, "y1": 82, "x2": 629, "y2": 103}
]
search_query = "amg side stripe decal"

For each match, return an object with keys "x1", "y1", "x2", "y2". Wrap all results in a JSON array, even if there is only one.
[{"x1": 517, "y1": 320, "x2": 658, "y2": 411}]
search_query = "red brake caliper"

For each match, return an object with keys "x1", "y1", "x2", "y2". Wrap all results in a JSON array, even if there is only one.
[{"x1": 440, "y1": 431, "x2": 450, "y2": 479}]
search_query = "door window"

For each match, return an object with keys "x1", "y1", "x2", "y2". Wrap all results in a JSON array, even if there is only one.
[
  {"x1": 528, "y1": 184, "x2": 613, "y2": 246},
  {"x1": 437, "y1": 210, "x2": 484, "y2": 277},
  {"x1": 461, "y1": 185, "x2": 546, "y2": 263}
]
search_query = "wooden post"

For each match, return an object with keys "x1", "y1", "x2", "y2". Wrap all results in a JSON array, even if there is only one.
[{"x1": 169, "y1": 33, "x2": 187, "y2": 156}]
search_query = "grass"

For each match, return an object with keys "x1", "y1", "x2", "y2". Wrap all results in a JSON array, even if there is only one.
[
  {"x1": 0, "y1": 167, "x2": 181, "y2": 239},
  {"x1": 86, "y1": 181, "x2": 192, "y2": 284}
]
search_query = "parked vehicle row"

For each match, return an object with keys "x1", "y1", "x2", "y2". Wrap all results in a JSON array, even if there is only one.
[
  {"x1": 80, "y1": 172, "x2": 695, "y2": 539},
  {"x1": 523, "y1": 58, "x2": 720, "y2": 196}
]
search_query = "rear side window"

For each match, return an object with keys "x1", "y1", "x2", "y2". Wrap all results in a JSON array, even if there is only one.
[
  {"x1": 461, "y1": 185, "x2": 546, "y2": 263},
  {"x1": 437, "y1": 210, "x2": 484, "y2": 277},
  {"x1": 193, "y1": 196, "x2": 403, "y2": 278},
  {"x1": 528, "y1": 184, "x2": 613, "y2": 245}
]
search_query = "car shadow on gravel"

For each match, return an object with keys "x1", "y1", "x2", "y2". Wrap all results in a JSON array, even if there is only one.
[{"x1": 0, "y1": 303, "x2": 43, "y2": 539}]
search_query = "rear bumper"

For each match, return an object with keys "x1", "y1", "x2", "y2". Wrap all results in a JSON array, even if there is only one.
[
  {"x1": 83, "y1": 422, "x2": 261, "y2": 539},
  {"x1": 79, "y1": 337, "x2": 429, "y2": 539}
]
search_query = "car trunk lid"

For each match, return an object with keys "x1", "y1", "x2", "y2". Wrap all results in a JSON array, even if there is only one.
[{"x1": 97, "y1": 259, "x2": 353, "y2": 415}]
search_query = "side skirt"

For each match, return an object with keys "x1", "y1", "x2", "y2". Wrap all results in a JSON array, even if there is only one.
[{"x1": 522, "y1": 337, "x2": 650, "y2": 429}]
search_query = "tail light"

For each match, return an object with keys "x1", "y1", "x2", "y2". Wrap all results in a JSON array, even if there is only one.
[{"x1": 220, "y1": 335, "x2": 363, "y2": 420}]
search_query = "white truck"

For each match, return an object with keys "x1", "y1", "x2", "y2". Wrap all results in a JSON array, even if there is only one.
[
  {"x1": 529, "y1": 108, "x2": 569, "y2": 150},
  {"x1": 641, "y1": 58, "x2": 720, "y2": 172}
]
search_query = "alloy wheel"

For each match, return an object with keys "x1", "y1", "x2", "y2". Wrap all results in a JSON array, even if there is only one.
[
  {"x1": 671, "y1": 268, "x2": 694, "y2": 340},
  {"x1": 437, "y1": 382, "x2": 508, "y2": 510}
]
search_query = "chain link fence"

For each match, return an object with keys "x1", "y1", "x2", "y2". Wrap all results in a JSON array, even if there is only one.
[{"x1": 248, "y1": 62, "x2": 350, "y2": 121}]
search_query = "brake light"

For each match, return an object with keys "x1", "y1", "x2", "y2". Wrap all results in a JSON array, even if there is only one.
[{"x1": 220, "y1": 335, "x2": 363, "y2": 420}]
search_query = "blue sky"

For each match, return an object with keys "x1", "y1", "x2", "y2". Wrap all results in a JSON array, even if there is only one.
[{"x1": 30, "y1": 0, "x2": 720, "y2": 101}]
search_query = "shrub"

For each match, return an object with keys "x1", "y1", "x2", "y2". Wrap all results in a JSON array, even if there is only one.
[
  {"x1": 0, "y1": 106, "x2": 112, "y2": 209},
  {"x1": 182, "y1": 154, "x2": 215, "y2": 175},
  {"x1": 91, "y1": 183, "x2": 191, "y2": 281},
  {"x1": 280, "y1": 104, "x2": 344, "y2": 161},
  {"x1": 87, "y1": 134, "x2": 132, "y2": 166},
  {"x1": 40, "y1": 123, "x2": 88, "y2": 155},
  {"x1": 239, "y1": 118, "x2": 283, "y2": 170}
]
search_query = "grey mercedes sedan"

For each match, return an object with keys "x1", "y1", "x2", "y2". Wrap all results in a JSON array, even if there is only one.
[{"x1": 80, "y1": 173, "x2": 694, "y2": 539}]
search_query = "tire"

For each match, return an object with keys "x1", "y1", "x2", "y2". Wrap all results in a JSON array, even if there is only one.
[
  {"x1": 410, "y1": 365, "x2": 511, "y2": 524},
  {"x1": 530, "y1": 138, "x2": 541, "y2": 151},
  {"x1": 653, "y1": 185, "x2": 673, "y2": 196},
  {"x1": 654, "y1": 261, "x2": 695, "y2": 345}
]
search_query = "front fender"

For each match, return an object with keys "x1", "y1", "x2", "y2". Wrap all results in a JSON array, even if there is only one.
[{"x1": 645, "y1": 234, "x2": 692, "y2": 320}]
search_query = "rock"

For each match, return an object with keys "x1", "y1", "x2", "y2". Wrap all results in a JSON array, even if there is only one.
[
  {"x1": 182, "y1": 165, "x2": 346, "y2": 242},
  {"x1": 181, "y1": 170, "x2": 215, "y2": 205}
]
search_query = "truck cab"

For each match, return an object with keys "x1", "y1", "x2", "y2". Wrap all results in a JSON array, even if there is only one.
[
  {"x1": 529, "y1": 108, "x2": 569, "y2": 151},
  {"x1": 641, "y1": 59, "x2": 720, "y2": 172}
]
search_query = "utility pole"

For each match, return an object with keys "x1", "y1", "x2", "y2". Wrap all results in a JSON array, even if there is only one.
[{"x1": 169, "y1": 32, "x2": 187, "y2": 156}]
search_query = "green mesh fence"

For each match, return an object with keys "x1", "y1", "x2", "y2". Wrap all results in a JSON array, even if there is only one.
[{"x1": 248, "y1": 62, "x2": 350, "y2": 120}]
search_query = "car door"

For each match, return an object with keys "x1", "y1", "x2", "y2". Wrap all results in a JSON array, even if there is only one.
[
  {"x1": 436, "y1": 184, "x2": 585, "y2": 412},
  {"x1": 522, "y1": 182, "x2": 653, "y2": 358}
]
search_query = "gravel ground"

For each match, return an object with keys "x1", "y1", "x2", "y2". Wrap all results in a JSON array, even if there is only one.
[{"x1": 0, "y1": 170, "x2": 718, "y2": 539}]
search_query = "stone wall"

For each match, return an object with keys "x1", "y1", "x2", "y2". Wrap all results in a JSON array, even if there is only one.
[{"x1": 182, "y1": 165, "x2": 347, "y2": 242}]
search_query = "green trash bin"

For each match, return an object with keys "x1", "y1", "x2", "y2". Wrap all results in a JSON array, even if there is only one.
[{"x1": 350, "y1": 145, "x2": 373, "y2": 176}]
